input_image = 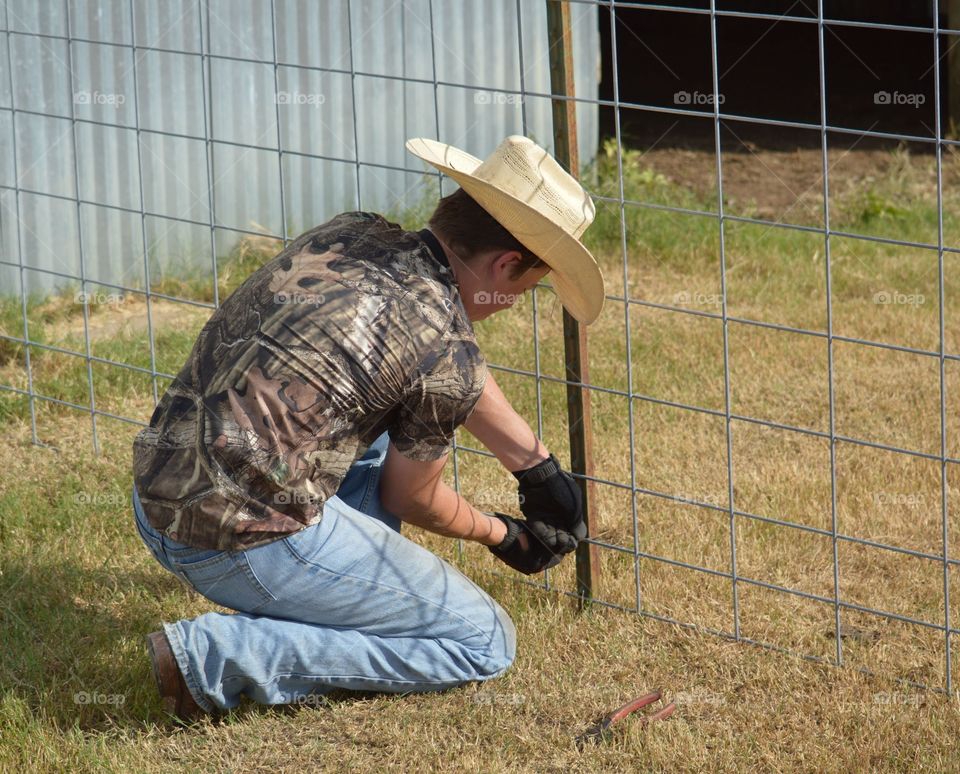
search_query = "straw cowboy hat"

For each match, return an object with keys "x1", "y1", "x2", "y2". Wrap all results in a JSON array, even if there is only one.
[{"x1": 405, "y1": 135, "x2": 605, "y2": 325}]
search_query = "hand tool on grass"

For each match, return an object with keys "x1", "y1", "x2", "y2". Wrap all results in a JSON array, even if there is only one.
[{"x1": 575, "y1": 689, "x2": 676, "y2": 747}]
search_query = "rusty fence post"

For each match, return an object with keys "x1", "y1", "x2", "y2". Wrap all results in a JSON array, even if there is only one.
[{"x1": 545, "y1": 0, "x2": 601, "y2": 606}]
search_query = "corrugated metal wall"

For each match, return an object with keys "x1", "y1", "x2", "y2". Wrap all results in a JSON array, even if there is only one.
[{"x1": 0, "y1": 0, "x2": 600, "y2": 298}]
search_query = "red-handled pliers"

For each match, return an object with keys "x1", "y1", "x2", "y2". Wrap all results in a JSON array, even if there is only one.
[{"x1": 576, "y1": 690, "x2": 676, "y2": 747}]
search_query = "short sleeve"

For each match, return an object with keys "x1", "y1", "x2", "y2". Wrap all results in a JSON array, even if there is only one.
[{"x1": 389, "y1": 340, "x2": 487, "y2": 462}]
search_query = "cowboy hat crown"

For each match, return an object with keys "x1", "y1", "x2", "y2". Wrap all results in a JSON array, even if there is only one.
[{"x1": 406, "y1": 135, "x2": 605, "y2": 324}]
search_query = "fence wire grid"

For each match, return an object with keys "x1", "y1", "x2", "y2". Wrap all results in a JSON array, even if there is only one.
[{"x1": 3, "y1": 0, "x2": 960, "y2": 696}]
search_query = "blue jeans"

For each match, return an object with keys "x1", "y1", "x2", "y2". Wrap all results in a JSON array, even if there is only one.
[{"x1": 132, "y1": 433, "x2": 516, "y2": 713}]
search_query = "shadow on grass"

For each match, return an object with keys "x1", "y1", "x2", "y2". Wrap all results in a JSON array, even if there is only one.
[
  {"x1": 0, "y1": 555, "x2": 194, "y2": 731},
  {"x1": 0, "y1": 553, "x2": 437, "y2": 736}
]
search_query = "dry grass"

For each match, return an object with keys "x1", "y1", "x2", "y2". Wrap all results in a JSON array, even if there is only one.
[
  {"x1": 467, "y1": 163, "x2": 960, "y2": 709},
  {"x1": 3, "y1": 153, "x2": 960, "y2": 771},
  {"x1": 1, "y1": 407, "x2": 959, "y2": 773}
]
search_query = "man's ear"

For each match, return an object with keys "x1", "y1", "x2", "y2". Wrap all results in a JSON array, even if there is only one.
[{"x1": 492, "y1": 250, "x2": 523, "y2": 281}]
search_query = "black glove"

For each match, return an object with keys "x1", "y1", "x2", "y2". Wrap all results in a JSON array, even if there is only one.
[
  {"x1": 513, "y1": 453, "x2": 586, "y2": 541},
  {"x1": 488, "y1": 513, "x2": 577, "y2": 576}
]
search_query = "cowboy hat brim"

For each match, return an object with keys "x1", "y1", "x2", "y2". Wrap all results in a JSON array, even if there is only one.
[{"x1": 406, "y1": 137, "x2": 605, "y2": 325}]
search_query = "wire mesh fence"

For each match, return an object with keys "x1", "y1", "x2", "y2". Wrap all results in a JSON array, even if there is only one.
[{"x1": 3, "y1": 0, "x2": 960, "y2": 696}]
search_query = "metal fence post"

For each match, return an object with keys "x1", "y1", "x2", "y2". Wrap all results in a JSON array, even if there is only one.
[
  {"x1": 545, "y1": 0, "x2": 601, "y2": 605},
  {"x1": 949, "y1": 0, "x2": 960, "y2": 136}
]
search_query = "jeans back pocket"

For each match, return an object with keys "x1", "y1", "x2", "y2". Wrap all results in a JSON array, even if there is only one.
[{"x1": 168, "y1": 550, "x2": 277, "y2": 613}]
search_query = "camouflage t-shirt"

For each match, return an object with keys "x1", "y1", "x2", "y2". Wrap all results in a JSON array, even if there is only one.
[{"x1": 132, "y1": 211, "x2": 487, "y2": 551}]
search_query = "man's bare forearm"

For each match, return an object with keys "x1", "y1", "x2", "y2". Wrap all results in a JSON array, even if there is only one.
[
  {"x1": 463, "y1": 373, "x2": 549, "y2": 472},
  {"x1": 394, "y1": 482, "x2": 508, "y2": 546}
]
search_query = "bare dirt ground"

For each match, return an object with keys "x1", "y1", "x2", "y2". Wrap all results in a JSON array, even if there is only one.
[{"x1": 637, "y1": 143, "x2": 958, "y2": 223}]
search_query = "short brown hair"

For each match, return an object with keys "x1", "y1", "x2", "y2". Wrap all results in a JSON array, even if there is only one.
[{"x1": 428, "y1": 188, "x2": 546, "y2": 279}]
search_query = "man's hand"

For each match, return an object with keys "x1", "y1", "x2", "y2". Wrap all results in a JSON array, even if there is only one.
[
  {"x1": 513, "y1": 453, "x2": 587, "y2": 541},
  {"x1": 487, "y1": 513, "x2": 577, "y2": 575}
]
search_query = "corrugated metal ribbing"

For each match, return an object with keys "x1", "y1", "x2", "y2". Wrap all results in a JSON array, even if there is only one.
[{"x1": 0, "y1": 0, "x2": 599, "y2": 297}]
